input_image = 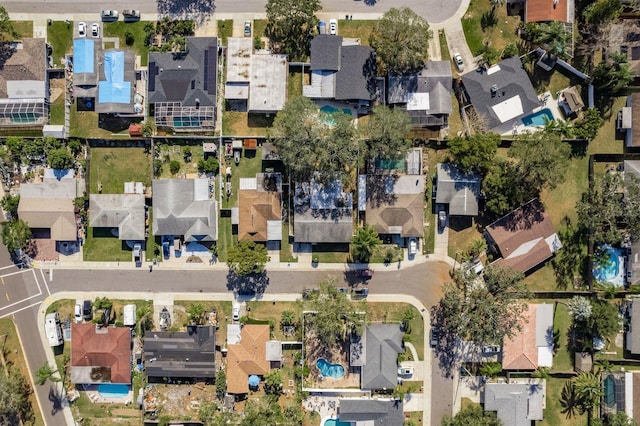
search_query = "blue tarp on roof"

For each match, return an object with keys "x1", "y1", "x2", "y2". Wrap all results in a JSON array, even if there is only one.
[
  {"x1": 73, "y1": 39, "x2": 94, "y2": 74},
  {"x1": 98, "y1": 51, "x2": 131, "y2": 104}
]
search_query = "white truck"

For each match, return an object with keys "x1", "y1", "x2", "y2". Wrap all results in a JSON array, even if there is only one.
[{"x1": 45, "y1": 312, "x2": 63, "y2": 347}]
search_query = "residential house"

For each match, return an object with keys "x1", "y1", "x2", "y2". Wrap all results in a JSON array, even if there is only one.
[
  {"x1": 484, "y1": 382, "x2": 546, "y2": 425},
  {"x1": 225, "y1": 37, "x2": 287, "y2": 114},
  {"x1": 627, "y1": 298, "x2": 640, "y2": 355},
  {"x1": 620, "y1": 94, "x2": 640, "y2": 148},
  {"x1": 626, "y1": 161, "x2": 640, "y2": 285},
  {"x1": 71, "y1": 323, "x2": 131, "y2": 384},
  {"x1": 608, "y1": 21, "x2": 640, "y2": 79},
  {"x1": 89, "y1": 194, "x2": 145, "y2": 241},
  {"x1": 18, "y1": 171, "x2": 78, "y2": 242},
  {"x1": 303, "y1": 35, "x2": 377, "y2": 107},
  {"x1": 72, "y1": 38, "x2": 140, "y2": 115},
  {"x1": 148, "y1": 37, "x2": 218, "y2": 130},
  {"x1": 143, "y1": 325, "x2": 216, "y2": 380},
  {"x1": 350, "y1": 324, "x2": 404, "y2": 390},
  {"x1": 485, "y1": 199, "x2": 562, "y2": 273},
  {"x1": 293, "y1": 178, "x2": 353, "y2": 244},
  {"x1": 152, "y1": 179, "x2": 218, "y2": 243},
  {"x1": 435, "y1": 163, "x2": 481, "y2": 216},
  {"x1": 338, "y1": 399, "x2": 404, "y2": 425},
  {"x1": 508, "y1": 0, "x2": 573, "y2": 23},
  {"x1": 361, "y1": 174, "x2": 425, "y2": 240},
  {"x1": 0, "y1": 38, "x2": 48, "y2": 128},
  {"x1": 387, "y1": 61, "x2": 453, "y2": 128},
  {"x1": 226, "y1": 324, "x2": 271, "y2": 394},
  {"x1": 502, "y1": 303, "x2": 554, "y2": 370},
  {"x1": 238, "y1": 174, "x2": 282, "y2": 242},
  {"x1": 461, "y1": 56, "x2": 540, "y2": 135}
]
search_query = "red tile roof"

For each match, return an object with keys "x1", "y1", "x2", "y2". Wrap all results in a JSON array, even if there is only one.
[
  {"x1": 226, "y1": 325, "x2": 270, "y2": 394},
  {"x1": 502, "y1": 305, "x2": 538, "y2": 370},
  {"x1": 71, "y1": 323, "x2": 131, "y2": 384},
  {"x1": 526, "y1": 0, "x2": 568, "y2": 23}
]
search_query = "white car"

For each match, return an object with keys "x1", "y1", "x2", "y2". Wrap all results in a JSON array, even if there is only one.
[
  {"x1": 232, "y1": 303, "x2": 240, "y2": 321},
  {"x1": 329, "y1": 19, "x2": 337, "y2": 35},
  {"x1": 91, "y1": 23, "x2": 99, "y2": 38},
  {"x1": 453, "y1": 53, "x2": 464, "y2": 72},
  {"x1": 78, "y1": 22, "x2": 87, "y2": 37},
  {"x1": 74, "y1": 303, "x2": 83, "y2": 323},
  {"x1": 409, "y1": 238, "x2": 417, "y2": 256},
  {"x1": 398, "y1": 367, "x2": 414, "y2": 377}
]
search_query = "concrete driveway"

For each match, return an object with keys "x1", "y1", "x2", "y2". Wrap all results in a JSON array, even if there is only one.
[{"x1": 443, "y1": 21, "x2": 476, "y2": 75}]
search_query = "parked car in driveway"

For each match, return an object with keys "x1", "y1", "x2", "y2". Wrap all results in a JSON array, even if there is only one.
[
  {"x1": 232, "y1": 303, "x2": 240, "y2": 321},
  {"x1": 329, "y1": 19, "x2": 337, "y2": 35},
  {"x1": 398, "y1": 366, "x2": 414, "y2": 377},
  {"x1": 453, "y1": 53, "x2": 464, "y2": 72},
  {"x1": 78, "y1": 22, "x2": 87, "y2": 37},
  {"x1": 438, "y1": 210, "x2": 447, "y2": 229},
  {"x1": 409, "y1": 238, "x2": 417, "y2": 256},
  {"x1": 244, "y1": 20, "x2": 251, "y2": 37},
  {"x1": 91, "y1": 23, "x2": 99, "y2": 38},
  {"x1": 133, "y1": 243, "x2": 142, "y2": 268}
]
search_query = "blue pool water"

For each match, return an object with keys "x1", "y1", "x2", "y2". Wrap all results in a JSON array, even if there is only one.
[
  {"x1": 521, "y1": 108, "x2": 554, "y2": 127},
  {"x1": 98, "y1": 384, "x2": 130, "y2": 398},
  {"x1": 324, "y1": 419, "x2": 351, "y2": 426},
  {"x1": 316, "y1": 358, "x2": 345, "y2": 379},
  {"x1": 320, "y1": 105, "x2": 352, "y2": 116},
  {"x1": 593, "y1": 245, "x2": 625, "y2": 287}
]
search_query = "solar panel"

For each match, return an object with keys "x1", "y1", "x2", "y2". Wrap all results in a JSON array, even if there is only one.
[
  {"x1": 206, "y1": 46, "x2": 216, "y2": 95},
  {"x1": 148, "y1": 61, "x2": 157, "y2": 92}
]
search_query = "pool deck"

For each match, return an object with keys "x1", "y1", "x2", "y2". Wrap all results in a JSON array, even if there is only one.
[
  {"x1": 81, "y1": 384, "x2": 133, "y2": 405},
  {"x1": 508, "y1": 90, "x2": 564, "y2": 136}
]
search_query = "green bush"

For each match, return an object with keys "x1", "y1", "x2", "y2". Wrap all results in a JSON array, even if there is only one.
[
  {"x1": 169, "y1": 160, "x2": 180, "y2": 174},
  {"x1": 125, "y1": 31, "x2": 135, "y2": 46}
]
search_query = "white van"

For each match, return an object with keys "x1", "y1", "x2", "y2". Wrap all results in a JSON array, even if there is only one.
[{"x1": 45, "y1": 313, "x2": 63, "y2": 347}]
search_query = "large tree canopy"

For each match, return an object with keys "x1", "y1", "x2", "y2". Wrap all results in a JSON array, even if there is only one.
[
  {"x1": 592, "y1": 52, "x2": 634, "y2": 97},
  {"x1": 364, "y1": 105, "x2": 411, "y2": 161},
  {"x1": 226, "y1": 241, "x2": 269, "y2": 276},
  {"x1": 265, "y1": 0, "x2": 321, "y2": 61},
  {"x1": 441, "y1": 404, "x2": 501, "y2": 426},
  {"x1": 447, "y1": 133, "x2": 500, "y2": 175},
  {"x1": 269, "y1": 96, "x2": 358, "y2": 181},
  {"x1": 369, "y1": 7, "x2": 432, "y2": 74},
  {"x1": 432, "y1": 265, "x2": 530, "y2": 345}
]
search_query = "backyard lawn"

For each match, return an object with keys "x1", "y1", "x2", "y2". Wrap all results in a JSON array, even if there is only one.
[
  {"x1": 337, "y1": 20, "x2": 374, "y2": 46},
  {"x1": 48, "y1": 21, "x2": 74, "y2": 67},
  {"x1": 0, "y1": 319, "x2": 45, "y2": 426},
  {"x1": 49, "y1": 95, "x2": 65, "y2": 126},
  {"x1": 288, "y1": 71, "x2": 305, "y2": 100},
  {"x1": 89, "y1": 147, "x2": 152, "y2": 194},
  {"x1": 461, "y1": 1, "x2": 521, "y2": 55},
  {"x1": 83, "y1": 227, "x2": 134, "y2": 262},
  {"x1": 155, "y1": 145, "x2": 204, "y2": 178},
  {"x1": 103, "y1": 21, "x2": 151, "y2": 66},
  {"x1": 222, "y1": 112, "x2": 272, "y2": 137},
  {"x1": 540, "y1": 377, "x2": 586, "y2": 426},
  {"x1": 69, "y1": 108, "x2": 130, "y2": 139},
  {"x1": 221, "y1": 146, "x2": 263, "y2": 209}
]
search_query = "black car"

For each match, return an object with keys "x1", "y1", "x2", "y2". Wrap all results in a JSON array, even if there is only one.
[
  {"x1": 430, "y1": 327, "x2": 440, "y2": 347},
  {"x1": 82, "y1": 300, "x2": 92, "y2": 321}
]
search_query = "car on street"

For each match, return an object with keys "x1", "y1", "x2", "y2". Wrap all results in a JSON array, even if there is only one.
[
  {"x1": 398, "y1": 366, "x2": 414, "y2": 377},
  {"x1": 438, "y1": 210, "x2": 447, "y2": 229},
  {"x1": 337, "y1": 287, "x2": 349, "y2": 293},
  {"x1": 453, "y1": 53, "x2": 464, "y2": 72},
  {"x1": 232, "y1": 303, "x2": 241, "y2": 321},
  {"x1": 329, "y1": 19, "x2": 337, "y2": 35},
  {"x1": 74, "y1": 303, "x2": 82, "y2": 323},
  {"x1": 91, "y1": 23, "x2": 99, "y2": 38},
  {"x1": 353, "y1": 288, "x2": 369, "y2": 298},
  {"x1": 244, "y1": 20, "x2": 251, "y2": 37},
  {"x1": 430, "y1": 327, "x2": 440, "y2": 347},
  {"x1": 101, "y1": 10, "x2": 119, "y2": 21},
  {"x1": 409, "y1": 238, "x2": 417, "y2": 256},
  {"x1": 122, "y1": 10, "x2": 140, "y2": 21},
  {"x1": 354, "y1": 269, "x2": 374, "y2": 279},
  {"x1": 78, "y1": 22, "x2": 87, "y2": 37}
]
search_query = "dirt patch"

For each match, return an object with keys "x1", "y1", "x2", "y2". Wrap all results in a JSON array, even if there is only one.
[
  {"x1": 49, "y1": 77, "x2": 65, "y2": 102},
  {"x1": 145, "y1": 382, "x2": 217, "y2": 421}
]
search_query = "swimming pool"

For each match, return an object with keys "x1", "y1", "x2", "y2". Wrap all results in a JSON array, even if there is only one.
[
  {"x1": 316, "y1": 358, "x2": 345, "y2": 379},
  {"x1": 320, "y1": 105, "x2": 352, "y2": 116},
  {"x1": 521, "y1": 108, "x2": 554, "y2": 127},
  {"x1": 323, "y1": 419, "x2": 351, "y2": 426},
  {"x1": 593, "y1": 245, "x2": 625, "y2": 287},
  {"x1": 98, "y1": 384, "x2": 130, "y2": 398}
]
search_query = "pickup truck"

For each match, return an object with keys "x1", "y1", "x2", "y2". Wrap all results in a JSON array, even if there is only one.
[
  {"x1": 101, "y1": 10, "x2": 119, "y2": 21},
  {"x1": 122, "y1": 10, "x2": 140, "y2": 21}
]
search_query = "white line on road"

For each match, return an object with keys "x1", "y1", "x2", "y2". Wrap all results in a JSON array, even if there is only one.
[
  {"x1": 0, "y1": 264, "x2": 18, "y2": 272},
  {"x1": 39, "y1": 268, "x2": 50, "y2": 296},
  {"x1": 0, "y1": 292, "x2": 42, "y2": 313},
  {"x1": 0, "y1": 268, "x2": 36, "y2": 279},
  {"x1": 0, "y1": 300, "x2": 43, "y2": 318}
]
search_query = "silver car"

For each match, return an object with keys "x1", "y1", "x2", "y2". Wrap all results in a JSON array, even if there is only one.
[{"x1": 453, "y1": 53, "x2": 464, "y2": 72}]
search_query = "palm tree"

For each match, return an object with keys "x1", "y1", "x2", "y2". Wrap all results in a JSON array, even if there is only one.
[
  {"x1": 573, "y1": 370, "x2": 603, "y2": 420},
  {"x1": 467, "y1": 238, "x2": 487, "y2": 260},
  {"x1": 351, "y1": 225, "x2": 382, "y2": 263},
  {"x1": 479, "y1": 362, "x2": 502, "y2": 379},
  {"x1": 534, "y1": 21, "x2": 571, "y2": 59},
  {"x1": 136, "y1": 304, "x2": 153, "y2": 337},
  {"x1": 280, "y1": 309, "x2": 295, "y2": 328},
  {"x1": 401, "y1": 307, "x2": 416, "y2": 333},
  {"x1": 186, "y1": 302, "x2": 206, "y2": 325},
  {"x1": 531, "y1": 366, "x2": 550, "y2": 379},
  {"x1": 35, "y1": 362, "x2": 60, "y2": 386}
]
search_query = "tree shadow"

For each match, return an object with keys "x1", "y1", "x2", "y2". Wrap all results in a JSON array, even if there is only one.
[
  {"x1": 226, "y1": 270, "x2": 270, "y2": 296},
  {"x1": 430, "y1": 303, "x2": 459, "y2": 378},
  {"x1": 48, "y1": 384, "x2": 64, "y2": 415},
  {"x1": 560, "y1": 379, "x2": 580, "y2": 419},
  {"x1": 156, "y1": 0, "x2": 215, "y2": 26},
  {"x1": 551, "y1": 216, "x2": 587, "y2": 290}
]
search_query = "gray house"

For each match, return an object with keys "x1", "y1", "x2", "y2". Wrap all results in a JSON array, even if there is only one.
[
  {"x1": 293, "y1": 178, "x2": 353, "y2": 244},
  {"x1": 627, "y1": 298, "x2": 640, "y2": 356},
  {"x1": 388, "y1": 60, "x2": 453, "y2": 128},
  {"x1": 89, "y1": 194, "x2": 145, "y2": 241},
  {"x1": 143, "y1": 325, "x2": 216, "y2": 380},
  {"x1": 350, "y1": 324, "x2": 404, "y2": 390},
  {"x1": 303, "y1": 35, "x2": 377, "y2": 105},
  {"x1": 148, "y1": 37, "x2": 218, "y2": 129},
  {"x1": 152, "y1": 179, "x2": 217, "y2": 242},
  {"x1": 338, "y1": 399, "x2": 404, "y2": 425},
  {"x1": 435, "y1": 163, "x2": 481, "y2": 216},
  {"x1": 461, "y1": 56, "x2": 540, "y2": 134},
  {"x1": 484, "y1": 382, "x2": 545, "y2": 425}
]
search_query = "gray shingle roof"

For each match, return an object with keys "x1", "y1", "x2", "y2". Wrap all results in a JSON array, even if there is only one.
[
  {"x1": 435, "y1": 163, "x2": 481, "y2": 216},
  {"x1": 0, "y1": 38, "x2": 46, "y2": 99},
  {"x1": 361, "y1": 324, "x2": 404, "y2": 390},
  {"x1": 335, "y1": 45, "x2": 376, "y2": 101},
  {"x1": 310, "y1": 35, "x2": 343, "y2": 71},
  {"x1": 627, "y1": 299, "x2": 640, "y2": 355},
  {"x1": 148, "y1": 37, "x2": 217, "y2": 106},
  {"x1": 484, "y1": 383, "x2": 545, "y2": 425},
  {"x1": 143, "y1": 326, "x2": 216, "y2": 379},
  {"x1": 89, "y1": 194, "x2": 146, "y2": 241},
  {"x1": 152, "y1": 179, "x2": 217, "y2": 241},
  {"x1": 461, "y1": 56, "x2": 540, "y2": 132},
  {"x1": 339, "y1": 399, "x2": 404, "y2": 425}
]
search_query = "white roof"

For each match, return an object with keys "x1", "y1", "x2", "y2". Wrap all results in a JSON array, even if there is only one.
[
  {"x1": 123, "y1": 304, "x2": 136, "y2": 326},
  {"x1": 227, "y1": 324, "x2": 242, "y2": 345},
  {"x1": 7, "y1": 80, "x2": 46, "y2": 98},
  {"x1": 486, "y1": 65, "x2": 501, "y2": 75},
  {"x1": 491, "y1": 95, "x2": 524, "y2": 123},
  {"x1": 267, "y1": 220, "x2": 282, "y2": 241},
  {"x1": 406, "y1": 92, "x2": 430, "y2": 111},
  {"x1": 225, "y1": 82, "x2": 249, "y2": 100},
  {"x1": 226, "y1": 38, "x2": 252, "y2": 83},
  {"x1": 193, "y1": 178, "x2": 209, "y2": 201},
  {"x1": 239, "y1": 178, "x2": 257, "y2": 190}
]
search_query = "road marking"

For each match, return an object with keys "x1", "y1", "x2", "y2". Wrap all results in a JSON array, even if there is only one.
[
  {"x1": 0, "y1": 292, "x2": 43, "y2": 312},
  {"x1": 39, "y1": 269, "x2": 50, "y2": 296},
  {"x1": 5, "y1": 292, "x2": 8, "y2": 301},
  {"x1": 1, "y1": 277, "x2": 4, "y2": 286},
  {"x1": 0, "y1": 300, "x2": 43, "y2": 319},
  {"x1": 0, "y1": 269, "x2": 36, "y2": 279},
  {"x1": 0, "y1": 264, "x2": 18, "y2": 272}
]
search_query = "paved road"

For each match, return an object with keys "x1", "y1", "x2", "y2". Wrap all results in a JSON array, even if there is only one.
[{"x1": 3, "y1": 0, "x2": 463, "y2": 24}]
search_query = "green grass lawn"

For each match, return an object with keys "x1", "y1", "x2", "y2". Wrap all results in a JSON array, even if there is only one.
[
  {"x1": 83, "y1": 227, "x2": 134, "y2": 261},
  {"x1": 369, "y1": 244, "x2": 403, "y2": 263},
  {"x1": 0, "y1": 319, "x2": 45, "y2": 426},
  {"x1": 221, "y1": 147, "x2": 263, "y2": 209},
  {"x1": 280, "y1": 222, "x2": 297, "y2": 262},
  {"x1": 48, "y1": 21, "x2": 74, "y2": 67},
  {"x1": 49, "y1": 95, "x2": 65, "y2": 125},
  {"x1": 222, "y1": 112, "x2": 272, "y2": 137},
  {"x1": 89, "y1": 147, "x2": 152, "y2": 194},
  {"x1": 337, "y1": 20, "x2": 374, "y2": 46},
  {"x1": 552, "y1": 301, "x2": 573, "y2": 372},
  {"x1": 461, "y1": 1, "x2": 521, "y2": 55},
  {"x1": 103, "y1": 21, "x2": 151, "y2": 66},
  {"x1": 439, "y1": 29, "x2": 451, "y2": 61},
  {"x1": 11, "y1": 21, "x2": 33, "y2": 39},
  {"x1": 447, "y1": 217, "x2": 482, "y2": 260},
  {"x1": 156, "y1": 145, "x2": 204, "y2": 178},
  {"x1": 288, "y1": 71, "x2": 304, "y2": 100},
  {"x1": 253, "y1": 19, "x2": 267, "y2": 37},
  {"x1": 540, "y1": 377, "x2": 587, "y2": 426},
  {"x1": 217, "y1": 216, "x2": 234, "y2": 263},
  {"x1": 218, "y1": 20, "x2": 233, "y2": 45},
  {"x1": 312, "y1": 244, "x2": 351, "y2": 263},
  {"x1": 69, "y1": 108, "x2": 130, "y2": 139}
]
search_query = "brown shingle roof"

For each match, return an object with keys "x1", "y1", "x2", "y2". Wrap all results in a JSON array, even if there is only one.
[
  {"x1": 71, "y1": 323, "x2": 131, "y2": 384},
  {"x1": 525, "y1": 0, "x2": 568, "y2": 23},
  {"x1": 502, "y1": 305, "x2": 538, "y2": 370},
  {"x1": 0, "y1": 39, "x2": 47, "y2": 98},
  {"x1": 238, "y1": 189, "x2": 281, "y2": 241},
  {"x1": 226, "y1": 325, "x2": 270, "y2": 394},
  {"x1": 485, "y1": 199, "x2": 561, "y2": 273}
]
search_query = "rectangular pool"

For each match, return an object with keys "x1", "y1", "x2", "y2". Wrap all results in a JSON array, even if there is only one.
[{"x1": 521, "y1": 108, "x2": 554, "y2": 127}]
